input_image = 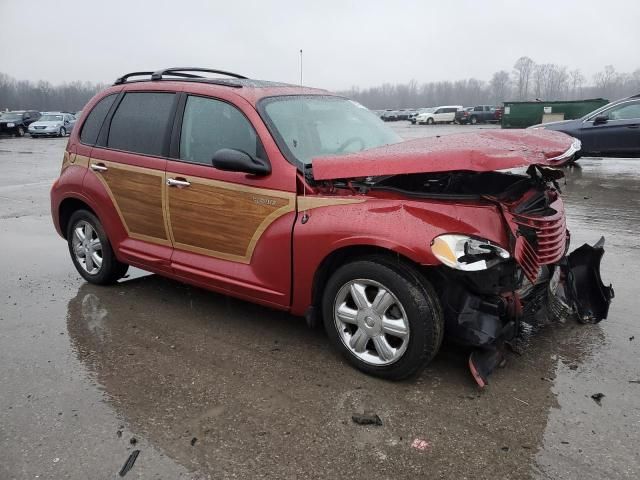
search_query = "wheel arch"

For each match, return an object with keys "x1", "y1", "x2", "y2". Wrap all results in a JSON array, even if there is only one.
[
  {"x1": 307, "y1": 244, "x2": 436, "y2": 326},
  {"x1": 58, "y1": 197, "x2": 97, "y2": 240}
]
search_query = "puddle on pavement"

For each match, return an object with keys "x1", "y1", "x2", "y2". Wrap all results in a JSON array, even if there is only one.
[{"x1": 63, "y1": 271, "x2": 618, "y2": 479}]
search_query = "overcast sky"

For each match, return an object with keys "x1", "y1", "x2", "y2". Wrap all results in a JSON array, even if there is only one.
[{"x1": 1, "y1": 0, "x2": 638, "y2": 90}]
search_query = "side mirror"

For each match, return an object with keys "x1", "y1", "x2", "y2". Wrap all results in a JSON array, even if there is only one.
[
  {"x1": 211, "y1": 148, "x2": 271, "y2": 176},
  {"x1": 593, "y1": 115, "x2": 608, "y2": 125}
]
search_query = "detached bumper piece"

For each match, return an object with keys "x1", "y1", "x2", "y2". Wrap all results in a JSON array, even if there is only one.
[{"x1": 563, "y1": 237, "x2": 614, "y2": 323}]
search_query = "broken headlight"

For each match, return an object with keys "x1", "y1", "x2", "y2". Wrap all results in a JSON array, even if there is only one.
[{"x1": 431, "y1": 234, "x2": 510, "y2": 271}]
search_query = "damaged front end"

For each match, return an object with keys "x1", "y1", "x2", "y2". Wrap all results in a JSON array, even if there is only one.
[{"x1": 371, "y1": 165, "x2": 614, "y2": 387}]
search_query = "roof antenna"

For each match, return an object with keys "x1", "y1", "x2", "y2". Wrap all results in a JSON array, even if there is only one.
[{"x1": 299, "y1": 49, "x2": 303, "y2": 86}]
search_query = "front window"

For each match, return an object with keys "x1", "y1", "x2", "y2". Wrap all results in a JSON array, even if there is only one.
[
  {"x1": 179, "y1": 95, "x2": 263, "y2": 165},
  {"x1": 260, "y1": 96, "x2": 401, "y2": 167},
  {"x1": 40, "y1": 115, "x2": 64, "y2": 122}
]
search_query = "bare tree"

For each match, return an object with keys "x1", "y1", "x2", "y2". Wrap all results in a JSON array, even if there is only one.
[
  {"x1": 593, "y1": 65, "x2": 617, "y2": 95},
  {"x1": 532, "y1": 63, "x2": 549, "y2": 99},
  {"x1": 546, "y1": 65, "x2": 569, "y2": 99},
  {"x1": 569, "y1": 69, "x2": 585, "y2": 99},
  {"x1": 513, "y1": 56, "x2": 535, "y2": 100},
  {"x1": 490, "y1": 70, "x2": 511, "y2": 103}
]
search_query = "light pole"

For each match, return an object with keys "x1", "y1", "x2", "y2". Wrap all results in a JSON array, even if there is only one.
[{"x1": 299, "y1": 49, "x2": 303, "y2": 86}]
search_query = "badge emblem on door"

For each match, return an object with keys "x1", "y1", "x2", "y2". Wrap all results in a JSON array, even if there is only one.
[{"x1": 252, "y1": 196, "x2": 277, "y2": 206}]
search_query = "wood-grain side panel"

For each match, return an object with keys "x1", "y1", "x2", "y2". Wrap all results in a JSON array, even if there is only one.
[
  {"x1": 92, "y1": 162, "x2": 169, "y2": 243},
  {"x1": 168, "y1": 178, "x2": 295, "y2": 262}
]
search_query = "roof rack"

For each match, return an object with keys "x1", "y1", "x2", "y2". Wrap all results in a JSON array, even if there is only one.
[
  {"x1": 113, "y1": 67, "x2": 247, "y2": 85},
  {"x1": 151, "y1": 67, "x2": 247, "y2": 81}
]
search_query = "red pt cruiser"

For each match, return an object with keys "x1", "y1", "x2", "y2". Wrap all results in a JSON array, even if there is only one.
[{"x1": 51, "y1": 68, "x2": 613, "y2": 386}]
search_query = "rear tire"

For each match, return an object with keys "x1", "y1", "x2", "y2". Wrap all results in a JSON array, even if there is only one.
[
  {"x1": 322, "y1": 257, "x2": 444, "y2": 380},
  {"x1": 470, "y1": 116, "x2": 478, "y2": 125},
  {"x1": 67, "y1": 210, "x2": 129, "y2": 285},
  {"x1": 16, "y1": 126, "x2": 25, "y2": 137}
]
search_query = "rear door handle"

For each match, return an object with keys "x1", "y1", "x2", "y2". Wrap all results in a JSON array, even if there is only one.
[
  {"x1": 90, "y1": 163, "x2": 108, "y2": 172},
  {"x1": 167, "y1": 177, "x2": 191, "y2": 187}
]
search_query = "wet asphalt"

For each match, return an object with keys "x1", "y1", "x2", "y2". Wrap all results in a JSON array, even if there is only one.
[{"x1": 0, "y1": 125, "x2": 638, "y2": 479}]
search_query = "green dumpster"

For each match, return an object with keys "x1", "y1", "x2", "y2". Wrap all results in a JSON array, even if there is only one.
[{"x1": 501, "y1": 98, "x2": 609, "y2": 129}]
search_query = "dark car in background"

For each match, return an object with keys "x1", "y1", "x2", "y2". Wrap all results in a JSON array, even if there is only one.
[
  {"x1": 456, "y1": 105, "x2": 501, "y2": 124},
  {"x1": 0, "y1": 110, "x2": 41, "y2": 137},
  {"x1": 455, "y1": 107, "x2": 474, "y2": 124},
  {"x1": 381, "y1": 110, "x2": 398, "y2": 121},
  {"x1": 530, "y1": 94, "x2": 640, "y2": 157}
]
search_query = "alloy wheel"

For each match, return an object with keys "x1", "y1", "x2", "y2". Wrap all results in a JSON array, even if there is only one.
[
  {"x1": 333, "y1": 279, "x2": 410, "y2": 366},
  {"x1": 71, "y1": 221, "x2": 103, "y2": 275}
]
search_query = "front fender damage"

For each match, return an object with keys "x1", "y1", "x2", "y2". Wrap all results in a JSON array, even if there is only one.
[{"x1": 444, "y1": 238, "x2": 613, "y2": 388}]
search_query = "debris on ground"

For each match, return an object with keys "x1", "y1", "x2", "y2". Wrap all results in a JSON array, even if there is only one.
[
  {"x1": 351, "y1": 412, "x2": 383, "y2": 426},
  {"x1": 630, "y1": 336, "x2": 635, "y2": 341},
  {"x1": 118, "y1": 449, "x2": 140, "y2": 477},
  {"x1": 116, "y1": 430, "x2": 122, "y2": 438},
  {"x1": 411, "y1": 438, "x2": 431, "y2": 451},
  {"x1": 190, "y1": 437, "x2": 197, "y2": 446},
  {"x1": 129, "y1": 437, "x2": 137, "y2": 445},
  {"x1": 569, "y1": 364, "x2": 578, "y2": 370},
  {"x1": 628, "y1": 380, "x2": 640, "y2": 384},
  {"x1": 591, "y1": 393, "x2": 605, "y2": 405}
]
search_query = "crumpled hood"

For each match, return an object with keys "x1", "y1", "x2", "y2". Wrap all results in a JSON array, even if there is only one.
[{"x1": 312, "y1": 129, "x2": 578, "y2": 180}]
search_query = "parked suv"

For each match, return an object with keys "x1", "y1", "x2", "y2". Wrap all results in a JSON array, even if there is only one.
[
  {"x1": 416, "y1": 106, "x2": 462, "y2": 125},
  {"x1": 456, "y1": 105, "x2": 500, "y2": 125},
  {"x1": 51, "y1": 68, "x2": 612, "y2": 385},
  {"x1": 0, "y1": 110, "x2": 41, "y2": 136}
]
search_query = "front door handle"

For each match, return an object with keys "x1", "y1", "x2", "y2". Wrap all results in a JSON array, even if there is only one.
[
  {"x1": 167, "y1": 177, "x2": 191, "y2": 187},
  {"x1": 90, "y1": 163, "x2": 108, "y2": 172}
]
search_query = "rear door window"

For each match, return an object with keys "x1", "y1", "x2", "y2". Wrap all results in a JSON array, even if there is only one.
[
  {"x1": 80, "y1": 94, "x2": 118, "y2": 145},
  {"x1": 179, "y1": 95, "x2": 263, "y2": 165},
  {"x1": 107, "y1": 92, "x2": 175, "y2": 156}
]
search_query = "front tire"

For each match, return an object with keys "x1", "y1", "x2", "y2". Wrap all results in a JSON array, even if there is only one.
[
  {"x1": 67, "y1": 210, "x2": 128, "y2": 285},
  {"x1": 322, "y1": 257, "x2": 444, "y2": 380},
  {"x1": 470, "y1": 116, "x2": 478, "y2": 125},
  {"x1": 426, "y1": 118, "x2": 434, "y2": 125},
  {"x1": 16, "y1": 126, "x2": 25, "y2": 137},
  {"x1": 59, "y1": 127, "x2": 66, "y2": 137}
]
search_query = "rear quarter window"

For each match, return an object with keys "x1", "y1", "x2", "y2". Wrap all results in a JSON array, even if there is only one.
[
  {"x1": 107, "y1": 92, "x2": 175, "y2": 156},
  {"x1": 80, "y1": 94, "x2": 118, "y2": 145}
]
